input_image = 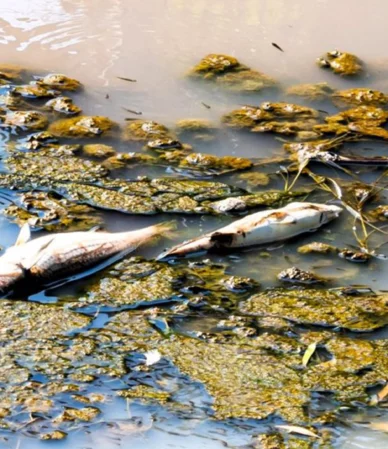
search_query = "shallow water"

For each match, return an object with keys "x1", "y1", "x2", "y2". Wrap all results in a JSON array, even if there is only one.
[{"x1": 0, "y1": 0, "x2": 388, "y2": 448}]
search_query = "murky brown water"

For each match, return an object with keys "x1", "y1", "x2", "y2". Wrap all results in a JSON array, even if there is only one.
[{"x1": 0, "y1": 0, "x2": 388, "y2": 448}]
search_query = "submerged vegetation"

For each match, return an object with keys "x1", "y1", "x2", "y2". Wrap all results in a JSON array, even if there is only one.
[{"x1": 0, "y1": 50, "x2": 387, "y2": 449}]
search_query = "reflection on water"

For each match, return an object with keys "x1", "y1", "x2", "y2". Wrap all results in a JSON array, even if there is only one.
[{"x1": 0, "y1": 0, "x2": 388, "y2": 448}]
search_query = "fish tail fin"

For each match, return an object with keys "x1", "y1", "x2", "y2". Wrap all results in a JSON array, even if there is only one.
[
  {"x1": 132, "y1": 220, "x2": 177, "y2": 248},
  {"x1": 153, "y1": 220, "x2": 177, "y2": 239},
  {"x1": 157, "y1": 235, "x2": 212, "y2": 260}
]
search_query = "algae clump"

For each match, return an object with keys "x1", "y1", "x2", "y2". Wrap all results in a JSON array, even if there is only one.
[
  {"x1": 49, "y1": 115, "x2": 116, "y2": 138},
  {"x1": 122, "y1": 119, "x2": 172, "y2": 142},
  {"x1": 45, "y1": 96, "x2": 82, "y2": 115},
  {"x1": 188, "y1": 54, "x2": 276, "y2": 92},
  {"x1": 286, "y1": 83, "x2": 335, "y2": 101},
  {"x1": 333, "y1": 88, "x2": 388, "y2": 106},
  {"x1": 241, "y1": 288, "x2": 388, "y2": 332},
  {"x1": 83, "y1": 143, "x2": 116, "y2": 158},
  {"x1": 38, "y1": 73, "x2": 82, "y2": 91},
  {"x1": 5, "y1": 110, "x2": 48, "y2": 130},
  {"x1": 317, "y1": 50, "x2": 362, "y2": 76}
]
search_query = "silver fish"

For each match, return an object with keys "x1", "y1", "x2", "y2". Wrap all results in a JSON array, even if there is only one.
[
  {"x1": 158, "y1": 202, "x2": 342, "y2": 259},
  {"x1": 0, "y1": 221, "x2": 174, "y2": 294}
]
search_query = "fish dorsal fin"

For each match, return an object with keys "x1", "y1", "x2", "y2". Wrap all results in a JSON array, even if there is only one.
[{"x1": 15, "y1": 224, "x2": 31, "y2": 246}]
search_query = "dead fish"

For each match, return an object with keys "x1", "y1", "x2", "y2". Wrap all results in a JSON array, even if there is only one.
[
  {"x1": 0, "y1": 221, "x2": 174, "y2": 294},
  {"x1": 157, "y1": 202, "x2": 342, "y2": 259}
]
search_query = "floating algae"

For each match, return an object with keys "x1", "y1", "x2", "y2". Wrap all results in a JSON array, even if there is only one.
[
  {"x1": 146, "y1": 137, "x2": 184, "y2": 150},
  {"x1": 38, "y1": 73, "x2": 82, "y2": 91},
  {"x1": 177, "y1": 152, "x2": 252, "y2": 171},
  {"x1": 189, "y1": 54, "x2": 241, "y2": 79},
  {"x1": 4, "y1": 110, "x2": 48, "y2": 130},
  {"x1": 49, "y1": 115, "x2": 116, "y2": 138},
  {"x1": 3, "y1": 191, "x2": 102, "y2": 231},
  {"x1": 317, "y1": 50, "x2": 362, "y2": 76},
  {"x1": 82, "y1": 143, "x2": 116, "y2": 158},
  {"x1": 0, "y1": 64, "x2": 24, "y2": 84},
  {"x1": 0, "y1": 61, "x2": 386, "y2": 449},
  {"x1": 238, "y1": 171, "x2": 271, "y2": 187},
  {"x1": 332, "y1": 88, "x2": 388, "y2": 106},
  {"x1": 122, "y1": 119, "x2": 172, "y2": 141},
  {"x1": 74, "y1": 256, "x2": 257, "y2": 309},
  {"x1": 103, "y1": 152, "x2": 157, "y2": 170},
  {"x1": 4, "y1": 151, "x2": 108, "y2": 182},
  {"x1": 45, "y1": 96, "x2": 82, "y2": 115},
  {"x1": 117, "y1": 385, "x2": 171, "y2": 404},
  {"x1": 297, "y1": 242, "x2": 337, "y2": 255},
  {"x1": 222, "y1": 103, "x2": 319, "y2": 132},
  {"x1": 286, "y1": 83, "x2": 335, "y2": 101},
  {"x1": 175, "y1": 118, "x2": 217, "y2": 141},
  {"x1": 14, "y1": 83, "x2": 59, "y2": 99},
  {"x1": 160, "y1": 333, "x2": 309, "y2": 422},
  {"x1": 188, "y1": 54, "x2": 276, "y2": 92},
  {"x1": 0, "y1": 171, "x2": 303, "y2": 215},
  {"x1": 277, "y1": 267, "x2": 325, "y2": 285},
  {"x1": 0, "y1": 257, "x2": 386, "y2": 440},
  {"x1": 240, "y1": 288, "x2": 388, "y2": 332},
  {"x1": 312, "y1": 105, "x2": 388, "y2": 140},
  {"x1": 325, "y1": 105, "x2": 388, "y2": 126}
]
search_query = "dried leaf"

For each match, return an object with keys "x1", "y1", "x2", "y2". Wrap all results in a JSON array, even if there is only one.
[
  {"x1": 302, "y1": 342, "x2": 317, "y2": 367},
  {"x1": 275, "y1": 425, "x2": 320, "y2": 438}
]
